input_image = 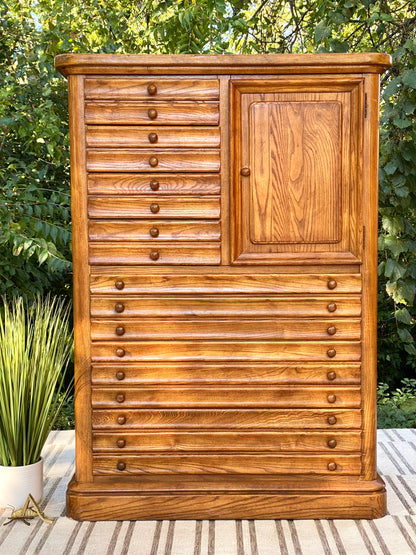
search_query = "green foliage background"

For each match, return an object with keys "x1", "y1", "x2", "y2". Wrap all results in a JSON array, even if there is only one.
[{"x1": 1, "y1": 0, "x2": 415, "y2": 386}]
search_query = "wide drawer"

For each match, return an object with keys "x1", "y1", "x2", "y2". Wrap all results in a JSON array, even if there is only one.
[
  {"x1": 85, "y1": 101, "x2": 219, "y2": 125},
  {"x1": 89, "y1": 272, "x2": 362, "y2": 294},
  {"x1": 85, "y1": 78, "x2": 220, "y2": 100},
  {"x1": 86, "y1": 149, "x2": 220, "y2": 172},
  {"x1": 86, "y1": 126, "x2": 221, "y2": 148},
  {"x1": 92, "y1": 453, "x2": 361, "y2": 476},
  {"x1": 89, "y1": 220, "x2": 221, "y2": 242},
  {"x1": 91, "y1": 386, "x2": 361, "y2": 408},
  {"x1": 87, "y1": 173, "x2": 221, "y2": 195},
  {"x1": 90, "y1": 340, "x2": 361, "y2": 362},
  {"x1": 89, "y1": 243, "x2": 221, "y2": 265},
  {"x1": 88, "y1": 196, "x2": 220, "y2": 219},
  {"x1": 92, "y1": 430, "x2": 362, "y2": 453},
  {"x1": 90, "y1": 318, "x2": 361, "y2": 340}
]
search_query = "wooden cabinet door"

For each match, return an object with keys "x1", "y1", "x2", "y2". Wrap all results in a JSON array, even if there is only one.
[{"x1": 231, "y1": 78, "x2": 364, "y2": 265}]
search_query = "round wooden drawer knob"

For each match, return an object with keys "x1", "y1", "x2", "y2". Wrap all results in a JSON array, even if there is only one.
[
  {"x1": 327, "y1": 326, "x2": 337, "y2": 336},
  {"x1": 327, "y1": 371, "x2": 336, "y2": 381},
  {"x1": 327, "y1": 279, "x2": 337, "y2": 290},
  {"x1": 117, "y1": 415, "x2": 126, "y2": 425},
  {"x1": 240, "y1": 167, "x2": 250, "y2": 176},
  {"x1": 116, "y1": 393, "x2": 125, "y2": 403},
  {"x1": 327, "y1": 439, "x2": 337, "y2": 449},
  {"x1": 327, "y1": 394, "x2": 336, "y2": 403},
  {"x1": 116, "y1": 348, "x2": 125, "y2": 358},
  {"x1": 328, "y1": 462, "x2": 337, "y2": 471},
  {"x1": 150, "y1": 180, "x2": 160, "y2": 191},
  {"x1": 147, "y1": 83, "x2": 157, "y2": 95},
  {"x1": 149, "y1": 227, "x2": 159, "y2": 238},
  {"x1": 148, "y1": 108, "x2": 157, "y2": 119},
  {"x1": 149, "y1": 156, "x2": 158, "y2": 167},
  {"x1": 115, "y1": 303, "x2": 125, "y2": 313},
  {"x1": 327, "y1": 415, "x2": 337, "y2": 425},
  {"x1": 150, "y1": 203, "x2": 160, "y2": 213},
  {"x1": 116, "y1": 326, "x2": 125, "y2": 336},
  {"x1": 117, "y1": 461, "x2": 126, "y2": 471},
  {"x1": 327, "y1": 348, "x2": 336, "y2": 358},
  {"x1": 327, "y1": 302, "x2": 337, "y2": 313},
  {"x1": 116, "y1": 371, "x2": 125, "y2": 381},
  {"x1": 150, "y1": 250, "x2": 160, "y2": 261},
  {"x1": 115, "y1": 280, "x2": 125, "y2": 290},
  {"x1": 117, "y1": 439, "x2": 126, "y2": 448},
  {"x1": 148, "y1": 132, "x2": 158, "y2": 144}
]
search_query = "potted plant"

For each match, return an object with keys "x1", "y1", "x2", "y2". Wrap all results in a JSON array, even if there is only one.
[{"x1": 0, "y1": 295, "x2": 73, "y2": 508}]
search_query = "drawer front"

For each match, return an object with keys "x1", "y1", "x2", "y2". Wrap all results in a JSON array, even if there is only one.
[
  {"x1": 89, "y1": 243, "x2": 221, "y2": 265},
  {"x1": 87, "y1": 173, "x2": 221, "y2": 195},
  {"x1": 91, "y1": 362, "x2": 362, "y2": 386},
  {"x1": 89, "y1": 272, "x2": 362, "y2": 294},
  {"x1": 90, "y1": 340, "x2": 361, "y2": 362},
  {"x1": 85, "y1": 78, "x2": 220, "y2": 100},
  {"x1": 91, "y1": 409, "x2": 362, "y2": 429},
  {"x1": 92, "y1": 453, "x2": 361, "y2": 476},
  {"x1": 92, "y1": 430, "x2": 362, "y2": 453},
  {"x1": 87, "y1": 149, "x2": 220, "y2": 172},
  {"x1": 91, "y1": 386, "x2": 361, "y2": 408},
  {"x1": 90, "y1": 296, "x2": 362, "y2": 318},
  {"x1": 85, "y1": 101, "x2": 219, "y2": 125},
  {"x1": 86, "y1": 126, "x2": 221, "y2": 148},
  {"x1": 89, "y1": 221, "x2": 221, "y2": 242},
  {"x1": 88, "y1": 196, "x2": 220, "y2": 219},
  {"x1": 90, "y1": 318, "x2": 361, "y2": 340}
]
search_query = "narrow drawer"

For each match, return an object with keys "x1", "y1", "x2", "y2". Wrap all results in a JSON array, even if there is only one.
[
  {"x1": 89, "y1": 220, "x2": 221, "y2": 242},
  {"x1": 92, "y1": 430, "x2": 362, "y2": 453},
  {"x1": 86, "y1": 149, "x2": 220, "y2": 173},
  {"x1": 92, "y1": 453, "x2": 361, "y2": 476},
  {"x1": 91, "y1": 386, "x2": 361, "y2": 408},
  {"x1": 85, "y1": 101, "x2": 219, "y2": 125},
  {"x1": 90, "y1": 340, "x2": 361, "y2": 362},
  {"x1": 85, "y1": 78, "x2": 220, "y2": 100},
  {"x1": 90, "y1": 318, "x2": 361, "y2": 340},
  {"x1": 88, "y1": 196, "x2": 220, "y2": 219},
  {"x1": 86, "y1": 126, "x2": 221, "y2": 148},
  {"x1": 87, "y1": 173, "x2": 221, "y2": 195},
  {"x1": 89, "y1": 243, "x2": 221, "y2": 265},
  {"x1": 89, "y1": 272, "x2": 362, "y2": 294}
]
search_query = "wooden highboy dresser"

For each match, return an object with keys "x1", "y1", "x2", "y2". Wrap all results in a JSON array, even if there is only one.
[{"x1": 55, "y1": 53, "x2": 391, "y2": 520}]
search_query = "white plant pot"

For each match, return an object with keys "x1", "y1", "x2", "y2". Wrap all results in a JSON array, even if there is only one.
[{"x1": 0, "y1": 458, "x2": 43, "y2": 508}]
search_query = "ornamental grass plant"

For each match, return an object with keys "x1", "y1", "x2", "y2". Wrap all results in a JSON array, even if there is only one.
[{"x1": 0, "y1": 295, "x2": 73, "y2": 467}]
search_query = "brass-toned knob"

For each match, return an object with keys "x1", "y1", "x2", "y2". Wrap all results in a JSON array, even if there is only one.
[
  {"x1": 117, "y1": 461, "x2": 126, "y2": 471},
  {"x1": 327, "y1": 394, "x2": 336, "y2": 403},
  {"x1": 327, "y1": 302, "x2": 337, "y2": 313},
  {"x1": 149, "y1": 156, "x2": 158, "y2": 167},
  {"x1": 117, "y1": 415, "x2": 126, "y2": 425},
  {"x1": 327, "y1": 326, "x2": 337, "y2": 336},
  {"x1": 116, "y1": 348, "x2": 125, "y2": 358},
  {"x1": 116, "y1": 326, "x2": 125, "y2": 336},
  {"x1": 150, "y1": 203, "x2": 160, "y2": 213},
  {"x1": 327, "y1": 279, "x2": 337, "y2": 290},
  {"x1": 117, "y1": 439, "x2": 126, "y2": 448},
  {"x1": 327, "y1": 439, "x2": 337, "y2": 449},
  {"x1": 115, "y1": 303, "x2": 125, "y2": 313},
  {"x1": 116, "y1": 393, "x2": 125, "y2": 403},
  {"x1": 327, "y1": 348, "x2": 336, "y2": 358},
  {"x1": 149, "y1": 227, "x2": 159, "y2": 238},
  {"x1": 150, "y1": 180, "x2": 160, "y2": 191},
  {"x1": 150, "y1": 250, "x2": 160, "y2": 261},
  {"x1": 147, "y1": 83, "x2": 157, "y2": 95},
  {"x1": 116, "y1": 371, "x2": 125, "y2": 381},
  {"x1": 241, "y1": 167, "x2": 250, "y2": 176},
  {"x1": 148, "y1": 108, "x2": 157, "y2": 119},
  {"x1": 328, "y1": 462, "x2": 337, "y2": 471},
  {"x1": 148, "y1": 132, "x2": 158, "y2": 144},
  {"x1": 327, "y1": 415, "x2": 337, "y2": 425},
  {"x1": 115, "y1": 280, "x2": 125, "y2": 290},
  {"x1": 327, "y1": 371, "x2": 336, "y2": 381}
]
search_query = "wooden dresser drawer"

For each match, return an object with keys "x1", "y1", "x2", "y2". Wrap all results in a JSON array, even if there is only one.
[
  {"x1": 88, "y1": 196, "x2": 220, "y2": 219},
  {"x1": 85, "y1": 78, "x2": 220, "y2": 100},
  {"x1": 86, "y1": 149, "x2": 220, "y2": 172},
  {"x1": 85, "y1": 101, "x2": 219, "y2": 125}
]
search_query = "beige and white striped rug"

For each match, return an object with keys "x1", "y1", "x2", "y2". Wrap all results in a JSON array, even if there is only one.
[{"x1": 1, "y1": 429, "x2": 415, "y2": 554}]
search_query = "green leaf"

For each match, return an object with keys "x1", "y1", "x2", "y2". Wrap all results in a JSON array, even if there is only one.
[
  {"x1": 402, "y1": 70, "x2": 416, "y2": 89},
  {"x1": 314, "y1": 21, "x2": 331, "y2": 43},
  {"x1": 395, "y1": 308, "x2": 412, "y2": 325},
  {"x1": 384, "y1": 161, "x2": 397, "y2": 175},
  {"x1": 398, "y1": 328, "x2": 414, "y2": 344}
]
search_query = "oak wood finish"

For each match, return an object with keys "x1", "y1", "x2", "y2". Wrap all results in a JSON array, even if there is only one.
[{"x1": 56, "y1": 53, "x2": 390, "y2": 520}]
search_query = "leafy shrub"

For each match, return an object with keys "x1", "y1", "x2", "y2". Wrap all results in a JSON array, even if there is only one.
[{"x1": 377, "y1": 378, "x2": 416, "y2": 428}]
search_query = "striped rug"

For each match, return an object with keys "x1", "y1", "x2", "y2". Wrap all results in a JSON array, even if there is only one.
[{"x1": 1, "y1": 429, "x2": 415, "y2": 554}]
